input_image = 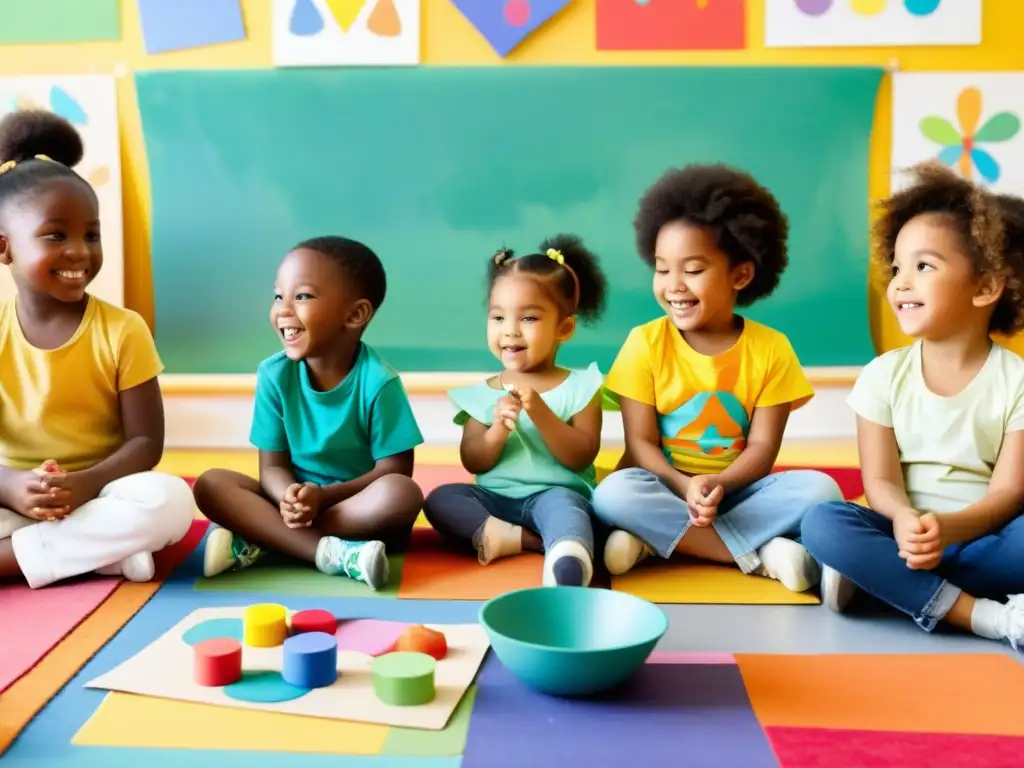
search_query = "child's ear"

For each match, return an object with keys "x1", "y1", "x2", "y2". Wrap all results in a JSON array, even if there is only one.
[
  {"x1": 557, "y1": 314, "x2": 577, "y2": 342},
  {"x1": 0, "y1": 235, "x2": 10, "y2": 266},
  {"x1": 973, "y1": 274, "x2": 1006, "y2": 309},
  {"x1": 344, "y1": 298, "x2": 374, "y2": 329},
  {"x1": 732, "y1": 262, "x2": 755, "y2": 292}
]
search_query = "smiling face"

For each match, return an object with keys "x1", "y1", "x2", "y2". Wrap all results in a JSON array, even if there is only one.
[
  {"x1": 270, "y1": 247, "x2": 370, "y2": 361},
  {"x1": 0, "y1": 178, "x2": 102, "y2": 304},
  {"x1": 487, "y1": 273, "x2": 574, "y2": 373},
  {"x1": 652, "y1": 221, "x2": 753, "y2": 334},
  {"x1": 886, "y1": 213, "x2": 1003, "y2": 340}
]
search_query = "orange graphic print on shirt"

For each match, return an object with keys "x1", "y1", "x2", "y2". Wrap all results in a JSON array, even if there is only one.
[{"x1": 659, "y1": 390, "x2": 750, "y2": 473}]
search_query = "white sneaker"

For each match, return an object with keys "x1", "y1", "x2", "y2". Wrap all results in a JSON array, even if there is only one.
[
  {"x1": 757, "y1": 537, "x2": 821, "y2": 592},
  {"x1": 96, "y1": 551, "x2": 155, "y2": 582},
  {"x1": 202, "y1": 526, "x2": 264, "y2": 578},
  {"x1": 604, "y1": 530, "x2": 652, "y2": 575},
  {"x1": 820, "y1": 566, "x2": 858, "y2": 612},
  {"x1": 997, "y1": 594, "x2": 1024, "y2": 652}
]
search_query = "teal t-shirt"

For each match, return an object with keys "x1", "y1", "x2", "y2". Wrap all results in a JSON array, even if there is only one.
[
  {"x1": 249, "y1": 343, "x2": 424, "y2": 486},
  {"x1": 448, "y1": 363, "x2": 603, "y2": 500}
]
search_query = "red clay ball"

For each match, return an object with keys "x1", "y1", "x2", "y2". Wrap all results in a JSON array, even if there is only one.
[
  {"x1": 193, "y1": 637, "x2": 242, "y2": 687},
  {"x1": 395, "y1": 624, "x2": 448, "y2": 660},
  {"x1": 290, "y1": 609, "x2": 338, "y2": 636}
]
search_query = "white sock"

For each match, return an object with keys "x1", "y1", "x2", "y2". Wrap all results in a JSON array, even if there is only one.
[
  {"x1": 473, "y1": 517, "x2": 523, "y2": 565},
  {"x1": 543, "y1": 539, "x2": 593, "y2": 587},
  {"x1": 970, "y1": 597, "x2": 1007, "y2": 640},
  {"x1": 757, "y1": 537, "x2": 821, "y2": 593}
]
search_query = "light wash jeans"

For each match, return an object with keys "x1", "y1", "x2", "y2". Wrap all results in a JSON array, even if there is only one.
[
  {"x1": 592, "y1": 468, "x2": 842, "y2": 574},
  {"x1": 802, "y1": 501, "x2": 1024, "y2": 631},
  {"x1": 423, "y1": 484, "x2": 594, "y2": 558}
]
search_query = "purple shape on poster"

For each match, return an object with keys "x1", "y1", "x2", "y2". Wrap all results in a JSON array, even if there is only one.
[
  {"x1": 450, "y1": 0, "x2": 571, "y2": 57},
  {"x1": 463, "y1": 656, "x2": 778, "y2": 767}
]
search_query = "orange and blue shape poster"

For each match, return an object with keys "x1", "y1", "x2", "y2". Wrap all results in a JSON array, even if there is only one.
[
  {"x1": 891, "y1": 73, "x2": 1023, "y2": 195},
  {"x1": 765, "y1": 0, "x2": 980, "y2": 47},
  {"x1": 450, "y1": 0, "x2": 572, "y2": 57},
  {"x1": 596, "y1": 0, "x2": 745, "y2": 51}
]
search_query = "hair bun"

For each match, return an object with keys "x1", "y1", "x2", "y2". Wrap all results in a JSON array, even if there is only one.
[
  {"x1": 493, "y1": 247, "x2": 514, "y2": 266},
  {"x1": 0, "y1": 110, "x2": 84, "y2": 168}
]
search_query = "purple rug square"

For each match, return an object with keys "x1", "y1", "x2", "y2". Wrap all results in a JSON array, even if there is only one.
[{"x1": 462, "y1": 656, "x2": 777, "y2": 767}]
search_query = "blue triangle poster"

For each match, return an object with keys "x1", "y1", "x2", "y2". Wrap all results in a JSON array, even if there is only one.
[{"x1": 450, "y1": 0, "x2": 572, "y2": 57}]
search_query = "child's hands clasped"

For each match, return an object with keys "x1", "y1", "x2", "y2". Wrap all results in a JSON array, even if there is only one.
[
  {"x1": 493, "y1": 394, "x2": 521, "y2": 433},
  {"x1": 686, "y1": 474, "x2": 724, "y2": 527},
  {"x1": 281, "y1": 482, "x2": 321, "y2": 529},
  {"x1": 16, "y1": 460, "x2": 101, "y2": 520},
  {"x1": 895, "y1": 509, "x2": 944, "y2": 570}
]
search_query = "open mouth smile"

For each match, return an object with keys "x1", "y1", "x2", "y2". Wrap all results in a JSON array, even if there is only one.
[{"x1": 280, "y1": 327, "x2": 305, "y2": 344}]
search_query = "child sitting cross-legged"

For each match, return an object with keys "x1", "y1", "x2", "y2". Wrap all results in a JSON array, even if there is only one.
[{"x1": 802, "y1": 162, "x2": 1024, "y2": 650}]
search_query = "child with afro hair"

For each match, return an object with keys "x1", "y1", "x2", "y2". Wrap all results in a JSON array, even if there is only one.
[
  {"x1": 592, "y1": 163, "x2": 841, "y2": 593},
  {"x1": 802, "y1": 162, "x2": 1024, "y2": 651}
]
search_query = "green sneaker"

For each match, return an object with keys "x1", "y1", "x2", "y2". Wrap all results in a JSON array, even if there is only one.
[
  {"x1": 203, "y1": 526, "x2": 265, "y2": 577},
  {"x1": 315, "y1": 537, "x2": 388, "y2": 590}
]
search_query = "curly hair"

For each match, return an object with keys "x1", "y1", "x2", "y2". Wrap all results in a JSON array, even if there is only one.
[
  {"x1": 0, "y1": 109, "x2": 90, "y2": 211},
  {"x1": 488, "y1": 233, "x2": 608, "y2": 323},
  {"x1": 633, "y1": 163, "x2": 790, "y2": 307},
  {"x1": 875, "y1": 161, "x2": 1024, "y2": 335}
]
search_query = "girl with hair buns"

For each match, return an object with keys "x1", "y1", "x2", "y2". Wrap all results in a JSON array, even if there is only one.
[
  {"x1": 0, "y1": 110, "x2": 193, "y2": 589},
  {"x1": 423, "y1": 234, "x2": 608, "y2": 587}
]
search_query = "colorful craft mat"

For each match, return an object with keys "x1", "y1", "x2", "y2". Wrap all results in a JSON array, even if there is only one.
[
  {"x1": 0, "y1": 519, "x2": 209, "y2": 756},
  {"x1": 0, "y1": 575, "x2": 121, "y2": 694}
]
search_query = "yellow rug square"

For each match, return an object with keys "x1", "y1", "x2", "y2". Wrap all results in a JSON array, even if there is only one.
[
  {"x1": 72, "y1": 692, "x2": 388, "y2": 754},
  {"x1": 611, "y1": 561, "x2": 821, "y2": 605}
]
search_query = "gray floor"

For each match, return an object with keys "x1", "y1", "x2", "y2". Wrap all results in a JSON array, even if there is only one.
[{"x1": 656, "y1": 598, "x2": 1021, "y2": 660}]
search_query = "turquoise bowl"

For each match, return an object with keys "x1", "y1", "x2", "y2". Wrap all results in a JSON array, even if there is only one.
[{"x1": 478, "y1": 586, "x2": 669, "y2": 696}]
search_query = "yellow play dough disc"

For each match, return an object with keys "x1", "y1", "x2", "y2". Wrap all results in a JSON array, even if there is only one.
[{"x1": 243, "y1": 603, "x2": 287, "y2": 647}]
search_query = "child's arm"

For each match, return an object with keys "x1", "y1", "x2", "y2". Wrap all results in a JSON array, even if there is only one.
[
  {"x1": 857, "y1": 415, "x2": 917, "y2": 520},
  {"x1": 523, "y1": 391, "x2": 602, "y2": 472},
  {"x1": 620, "y1": 396, "x2": 689, "y2": 499},
  {"x1": 941, "y1": 429, "x2": 1024, "y2": 544},
  {"x1": 75, "y1": 377, "x2": 164, "y2": 493},
  {"x1": 709, "y1": 403, "x2": 789, "y2": 495},
  {"x1": 460, "y1": 417, "x2": 511, "y2": 475},
  {"x1": 258, "y1": 449, "x2": 300, "y2": 504},
  {"x1": 318, "y1": 450, "x2": 415, "y2": 507}
]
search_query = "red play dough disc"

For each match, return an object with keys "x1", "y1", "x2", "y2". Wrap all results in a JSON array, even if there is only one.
[
  {"x1": 290, "y1": 609, "x2": 338, "y2": 636},
  {"x1": 193, "y1": 637, "x2": 242, "y2": 687}
]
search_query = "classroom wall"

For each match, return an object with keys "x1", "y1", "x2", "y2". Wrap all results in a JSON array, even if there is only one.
[{"x1": 1, "y1": 0, "x2": 1022, "y2": 358}]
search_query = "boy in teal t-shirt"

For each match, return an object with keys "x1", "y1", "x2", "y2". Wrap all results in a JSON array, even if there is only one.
[{"x1": 194, "y1": 237, "x2": 425, "y2": 590}]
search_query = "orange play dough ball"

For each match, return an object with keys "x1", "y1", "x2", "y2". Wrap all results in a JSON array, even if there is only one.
[{"x1": 395, "y1": 624, "x2": 448, "y2": 660}]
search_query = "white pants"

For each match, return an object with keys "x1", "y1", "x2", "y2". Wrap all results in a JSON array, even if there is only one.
[{"x1": 0, "y1": 471, "x2": 195, "y2": 589}]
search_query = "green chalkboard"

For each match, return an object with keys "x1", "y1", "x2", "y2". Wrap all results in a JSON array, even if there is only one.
[{"x1": 136, "y1": 67, "x2": 882, "y2": 374}]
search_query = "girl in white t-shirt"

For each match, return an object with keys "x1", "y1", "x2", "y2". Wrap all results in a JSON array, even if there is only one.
[{"x1": 801, "y1": 161, "x2": 1024, "y2": 651}]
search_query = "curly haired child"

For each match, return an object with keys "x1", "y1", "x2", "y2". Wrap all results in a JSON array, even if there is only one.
[
  {"x1": 423, "y1": 234, "x2": 607, "y2": 587},
  {"x1": 592, "y1": 164, "x2": 842, "y2": 592},
  {"x1": 802, "y1": 162, "x2": 1024, "y2": 650},
  {"x1": 0, "y1": 111, "x2": 194, "y2": 588}
]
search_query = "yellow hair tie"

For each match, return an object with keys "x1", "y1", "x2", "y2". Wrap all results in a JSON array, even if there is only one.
[
  {"x1": 546, "y1": 248, "x2": 564, "y2": 265},
  {"x1": 0, "y1": 154, "x2": 57, "y2": 177}
]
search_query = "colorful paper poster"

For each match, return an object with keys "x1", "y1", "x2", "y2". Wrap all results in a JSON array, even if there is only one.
[
  {"x1": 450, "y1": 0, "x2": 572, "y2": 57},
  {"x1": 138, "y1": 0, "x2": 246, "y2": 54},
  {"x1": 892, "y1": 73, "x2": 1024, "y2": 196},
  {"x1": 596, "y1": 0, "x2": 746, "y2": 51},
  {"x1": 0, "y1": 0, "x2": 120, "y2": 44},
  {"x1": 0, "y1": 76, "x2": 123, "y2": 307},
  {"x1": 273, "y1": 0, "x2": 419, "y2": 67},
  {"x1": 764, "y1": 0, "x2": 981, "y2": 48}
]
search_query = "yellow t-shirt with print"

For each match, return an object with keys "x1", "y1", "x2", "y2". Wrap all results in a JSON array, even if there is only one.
[
  {"x1": 604, "y1": 316, "x2": 814, "y2": 475},
  {"x1": 0, "y1": 296, "x2": 164, "y2": 472}
]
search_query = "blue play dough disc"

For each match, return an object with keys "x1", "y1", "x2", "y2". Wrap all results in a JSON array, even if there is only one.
[
  {"x1": 182, "y1": 618, "x2": 243, "y2": 646},
  {"x1": 223, "y1": 670, "x2": 310, "y2": 703}
]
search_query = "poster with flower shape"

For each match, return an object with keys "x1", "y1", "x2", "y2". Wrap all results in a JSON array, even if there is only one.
[
  {"x1": 892, "y1": 73, "x2": 1024, "y2": 195},
  {"x1": 765, "y1": 0, "x2": 980, "y2": 47}
]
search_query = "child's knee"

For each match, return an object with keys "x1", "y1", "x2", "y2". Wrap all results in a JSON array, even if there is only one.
[
  {"x1": 800, "y1": 500, "x2": 853, "y2": 557},
  {"x1": 111, "y1": 472, "x2": 195, "y2": 547},
  {"x1": 192, "y1": 469, "x2": 242, "y2": 513},
  {"x1": 373, "y1": 473, "x2": 423, "y2": 523},
  {"x1": 591, "y1": 468, "x2": 648, "y2": 524},
  {"x1": 783, "y1": 469, "x2": 845, "y2": 504}
]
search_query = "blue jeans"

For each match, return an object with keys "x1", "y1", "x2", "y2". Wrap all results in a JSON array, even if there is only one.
[
  {"x1": 422, "y1": 484, "x2": 594, "y2": 558},
  {"x1": 802, "y1": 501, "x2": 1024, "y2": 631},
  {"x1": 591, "y1": 468, "x2": 842, "y2": 573}
]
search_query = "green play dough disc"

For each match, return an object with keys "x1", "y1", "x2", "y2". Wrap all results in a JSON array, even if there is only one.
[{"x1": 371, "y1": 651, "x2": 436, "y2": 706}]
